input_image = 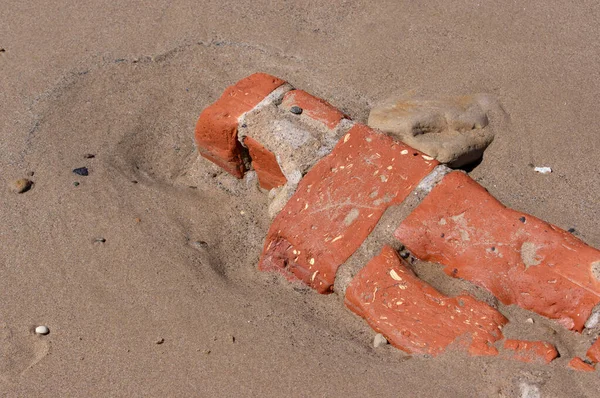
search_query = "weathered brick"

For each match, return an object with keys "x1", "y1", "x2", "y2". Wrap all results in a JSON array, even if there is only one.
[
  {"x1": 568, "y1": 357, "x2": 596, "y2": 372},
  {"x1": 344, "y1": 245, "x2": 507, "y2": 356},
  {"x1": 258, "y1": 124, "x2": 438, "y2": 293},
  {"x1": 280, "y1": 90, "x2": 347, "y2": 129},
  {"x1": 395, "y1": 171, "x2": 600, "y2": 331},
  {"x1": 502, "y1": 339, "x2": 558, "y2": 364},
  {"x1": 586, "y1": 339, "x2": 600, "y2": 363},
  {"x1": 195, "y1": 73, "x2": 287, "y2": 178},
  {"x1": 243, "y1": 136, "x2": 287, "y2": 190}
]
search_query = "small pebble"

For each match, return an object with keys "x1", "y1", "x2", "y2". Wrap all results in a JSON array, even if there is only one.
[
  {"x1": 534, "y1": 166, "x2": 552, "y2": 174},
  {"x1": 373, "y1": 333, "x2": 388, "y2": 348},
  {"x1": 11, "y1": 178, "x2": 33, "y2": 193},
  {"x1": 519, "y1": 216, "x2": 526, "y2": 223},
  {"x1": 73, "y1": 182, "x2": 80, "y2": 187},
  {"x1": 290, "y1": 106, "x2": 303, "y2": 115},
  {"x1": 35, "y1": 325, "x2": 49, "y2": 335},
  {"x1": 83, "y1": 154, "x2": 95, "y2": 159},
  {"x1": 156, "y1": 338, "x2": 165, "y2": 345},
  {"x1": 94, "y1": 238, "x2": 106, "y2": 243},
  {"x1": 399, "y1": 251, "x2": 410, "y2": 259},
  {"x1": 525, "y1": 318, "x2": 534, "y2": 324},
  {"x1": 27, "y1": 171, "x2": 35, "y2": 177},
  {"x1": 73, "y1": 167, "x2": 89, "y2": 176},
  {"x1": 568, "y1": 228, "x2": 576, "y2": 233}
]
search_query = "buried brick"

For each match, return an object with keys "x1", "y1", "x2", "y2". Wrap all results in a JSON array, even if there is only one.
[
  {"x1": 344, "y1": 245, "x2": 507, "y2": 356},
  {"x1": 568, "y1": 357, "x2": 596, "y2": 372},
  {"x1": 258, "y1": 124, "x2": 438, "y2": 293},
  {"x1": 501, "y1": 339, "x2": 558, "y2": 364},
  {"x1": 394, "y1": 171, "x2": 600, "y2": 332},
  {"x1": 194, "y1": 73, "x2": 289, "y2": 178},
  {"x1": 586, "y1": 338, "x2": 600, "y2": 363}
]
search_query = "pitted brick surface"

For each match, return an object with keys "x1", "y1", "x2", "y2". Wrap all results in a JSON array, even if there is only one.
[
  {"x1": 259, "y1": 124, "x2": 438, "y2": 293},
  {"x1": 395, "y1": 171, "x2": 600, "y2": 331},
  {"x1": 344, "y1": 245, "x2": 507, "y2": 356}
]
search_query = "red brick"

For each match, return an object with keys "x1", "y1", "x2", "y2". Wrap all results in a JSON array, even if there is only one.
[
  {"x1": 345, "y1": 245, "x2": 507, "y2": 356},
  {"x1": 258, "y1": 124, "x2": 438, "y2": 293},
  {"x1": 586, "y1": 339, "x2": 600, "y2": 363},
  {"x1": 281, "y1": 90, "x2": 347, "y2": 129},
  {"x1": 568, "y1": 357, "x2": 596, "y2": 372},
  {"x1": 195, "y1": 73, "x2": 287, "y2": 178},
  {"x1": 502, "y1": 339, "x2": 558, "y2": 364},
  {"x1": 244, "y1": 136, "x2": 287, "y2": 190},
  {"x1": 395, "y1": 171, "x2": 600, "y2": 331}
]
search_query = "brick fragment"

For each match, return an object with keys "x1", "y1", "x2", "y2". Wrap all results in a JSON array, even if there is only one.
[
  {"x1": 344, "y1": 245, "x2": 507, "y2": 356},
  {"x1": 502, "y1": 339, "x2": 558, "y2": 364},
  {"x1": 586, "y1": 339, "x2": 600, "y2": 363},
  {"x1": 395, "y1": 171, "x2": 600, "y2": 331},
  {"x1": 280, "y1": 90, "x2": 347, "y2": 129},
  {"x1": 243, "y1": 136, "x2": 287, "y2": 190},
  {"x1": 568, "y1": 357, "x2": 596, "y2": 372},
  {"x1": 195, "y1": 73, "x2": 287, "y2": 177},
  {"x1": 259, "y1": 124, "x2": 438, "y2": 293}
]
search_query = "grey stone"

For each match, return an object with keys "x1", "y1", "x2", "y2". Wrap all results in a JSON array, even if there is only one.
[{"x1": 368, "y1": 93, "x2": 507, "y2": 168}]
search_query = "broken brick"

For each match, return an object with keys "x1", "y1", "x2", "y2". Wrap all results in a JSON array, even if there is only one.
[
  {"x1": 586, "y1": 339, "x2": 600, "y2": 363},
  {"x1": 502, "y1": 339, "x2": 558, "y2": 364},
  {"x1": 281, "y1": 90, "x2": 347, "y2": 130},
  {"x1": 195, "y1": 73, "x2": 287, "y2": 178},
  {"x1": 244, "y1": 136, "x2": 287, "y2": 190},
  {"x1": 568, "y1": 357, "x2": 596, "y2": 372},
  {"x1": 344, "y1": 245, "x2": 507, "y2": 356},
  {"x1": 259, "y1": 124, "x2": 438, "y2": 293},
  {"x1": 394, "y1": 171, "x2": 600, "y2": 331}
]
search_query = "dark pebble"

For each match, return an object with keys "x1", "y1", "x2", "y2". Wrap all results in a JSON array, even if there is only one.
[
  {"x1": 568, "y1": 228, "x2": 576, "y2": 233},
  {"x1": 73, "y1": 182, "x2": 80, "y2": 187},
  {"x1": 290, "y1": 106, "x2": 303, "y2": 115},
  {"x1": 73, "y1": 167, "x2": 89, "y2": 176},
  {"x1": 84, "y1": 154, "x2": 95, "y2": 159},
  {"x1": 519, "y1": 216, "x2": 526, "y2": 223},
  {"x1": 399, "y1": 251, "x2": 410, "y2": 259}
]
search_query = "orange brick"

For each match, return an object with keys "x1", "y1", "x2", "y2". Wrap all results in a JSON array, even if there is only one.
[
  {"x1": 258, "y1": 124, "x2": 437, "y2": 293},
  {"x1": 281, "y1": 90, "x2": 347, "y2": 129},
  {"x1": 568, "y1": 357, "x2": 596, "y2": 372},
  {"x1": 244, "y1": 136, "x2": 287, "y2": 190},
  {"x1": 586, "y1": 339, "x2": 600, "y2": 363},
  {"x1": 345, "y1": 246, "x2": 507, "y2": 356},
  {"x1": 502, "y1": 339, "x2": 558, "y2": 364},
  {"x1": 195, "y1": 73, "x2": 287, "y2": 178},
  {"x1": 395, "y1": 171, "x2": 600, "y2": 331}
]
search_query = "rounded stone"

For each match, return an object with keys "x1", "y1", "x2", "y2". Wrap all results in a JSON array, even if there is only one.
[
  {"x1": 290, "y1": 106, "x2": 303, "y2": 115},
  {"x1": 10, "y1": 178, "x2": 33, "y2": 193},
  {"x1": 35, "y1": 325, "x2": 49, "y2": 335}
]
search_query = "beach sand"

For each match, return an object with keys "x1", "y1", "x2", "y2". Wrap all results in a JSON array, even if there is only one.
[{"x1": 1, "y1": 1, "x2": 599, "y2": 396}]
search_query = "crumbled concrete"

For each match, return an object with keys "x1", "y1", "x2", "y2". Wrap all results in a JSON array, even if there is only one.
[{"x1": 240, "y1": 104, "x2": 353, "y2": 217}]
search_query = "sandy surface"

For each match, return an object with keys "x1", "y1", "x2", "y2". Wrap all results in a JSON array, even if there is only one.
[{"x1": 1, "y1": 1, "x2": 599, "y2": 396}]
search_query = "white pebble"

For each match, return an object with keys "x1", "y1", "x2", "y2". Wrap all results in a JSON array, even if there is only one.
[
  {"x1": 373, "y1": 333, "x2": 388, "y2": 348},
  {"x1": 35, "y1": 325, "x2": 49, "y2": 335},
  {"x1": 534, "y1": 166, "x2": 552, "y2": 174}
]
